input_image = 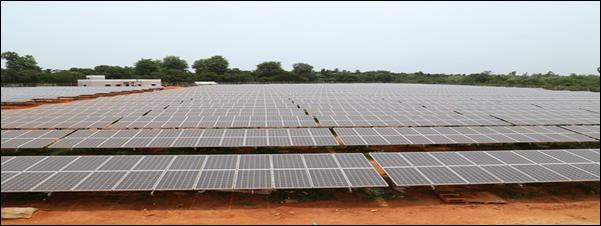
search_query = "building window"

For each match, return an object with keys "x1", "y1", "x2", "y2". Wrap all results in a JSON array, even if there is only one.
[{"x1": 105, "y1": 84, "x2": 111, "y2": 87}]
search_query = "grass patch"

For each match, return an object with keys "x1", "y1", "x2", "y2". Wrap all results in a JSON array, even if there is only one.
[
  {"x1": 576, "y1": 183, "x2": 600, "y2": 196},
  {"x1": 269, "y1": 190, "x2": 336, "y2": 202},
  {"x1": 238, "y1": 201, "x2": 257, "y2": 206},
  {"x1": 363, "y1": 188, "x2": 397, "y2": 200}
]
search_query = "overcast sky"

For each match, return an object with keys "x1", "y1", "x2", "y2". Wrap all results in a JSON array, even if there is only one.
[{"x1": 1, "y1": 1, "x2": 600, "y2": 75}]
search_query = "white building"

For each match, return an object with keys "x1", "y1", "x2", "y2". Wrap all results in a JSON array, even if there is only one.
[
  {"x1": 78, "y1": 75, "x2": 161, "y2": 87},
  {"x1": 194, "y1": 81, "x2": 218, "y2": 85}
]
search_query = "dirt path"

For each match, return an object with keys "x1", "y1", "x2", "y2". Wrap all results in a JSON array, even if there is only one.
[{"x1": 2, "y1": 187, "x2": 599, "y2": 225}]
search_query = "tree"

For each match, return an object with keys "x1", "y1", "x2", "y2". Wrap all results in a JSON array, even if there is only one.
[
  {"x1": 292, "y1": 63, "x2": 317, "y2": 81},
  {"x1": 161, "y1": 56, "x2": 188, "y2": 71},
  {"x1": 69, "y1": 67, "x2": 96, "y2": 75},
  {"x1": 192, "y1": 56, "x2": 229, "y2": 75},
  {"x1": 134, "y1": 59, "x2": 161, "y2": 75},
  {"x1": 42, "y1": 71, "x2": 85, "y2": 84},
  {"x1": 292, "y1": 63, "x2": 314, "y2": 75},
  {"x1": 93, "y1": 65, "x2": 132, "y2": 79},
  {"x1": 255, "y1": 61, "x2": 285, "y2": 79},
  {"x1": 1, "y1": 51, "x2": 42, "y2": 72}
]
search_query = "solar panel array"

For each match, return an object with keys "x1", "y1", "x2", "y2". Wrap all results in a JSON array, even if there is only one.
[
  {"x1": 2, "y1": 125, "x2": 597, "y2": 150},
  {"x1": 1, "y1": 84, "x2": 599, "y2": 193},
  {"x1": 2, "y1": 84, "x2": 599, "y2": 130},
  {"x1": 1, "y1": 86, "x2": 153, "y2": 103},
  {"x1": 370, "y1": 149, "x2": 600, "y2": 186},
  {"x1": 1, "y1": 153, "x2": 387, "y2": 192},
  {"x1": 334, "y1": 126, "x2": 597, "y2": 146}
]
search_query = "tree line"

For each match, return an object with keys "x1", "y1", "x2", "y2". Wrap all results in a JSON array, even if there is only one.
[{"x1": 1, "y1": 51, "x2": 599, "y2": 92}]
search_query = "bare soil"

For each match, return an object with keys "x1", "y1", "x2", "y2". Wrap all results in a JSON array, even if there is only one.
[{"x1": 1, "y1": 184, "x2": 599, "y2": 225}]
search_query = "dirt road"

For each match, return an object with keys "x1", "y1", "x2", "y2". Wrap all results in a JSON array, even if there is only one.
[{"x1": 2, "y1": 186, "x2": 599, "y2": 225}]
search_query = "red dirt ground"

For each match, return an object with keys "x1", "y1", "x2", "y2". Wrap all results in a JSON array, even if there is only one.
[{"x1": 2, "y1": 184, "x2": 599, "y2": 225}]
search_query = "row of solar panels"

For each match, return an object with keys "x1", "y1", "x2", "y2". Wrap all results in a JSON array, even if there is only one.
[
  {"x1": 1, "y1": 126, "x2": 599, "y2": 149},
  {"x1": 112, "y1": 115, "x2": 317, "y2": 129},
  {"x1": 0, "y1": 86, "x2": 153, "y2": 103},
  {"x1": 2, "y1": 150, "x2": 599, "y2": 193},
  {"x1": 4, "y1": 112, "x2": 599, "y2": 129},
  {"x1": 334, "y1": 126, "x2": 600, "y2": 146},
  {"x1": 1, "y1": 154, "x2": 386, "y2": 192},
  {"x1": 370, "y1": 149, "x2": 600, "y2": 186}
]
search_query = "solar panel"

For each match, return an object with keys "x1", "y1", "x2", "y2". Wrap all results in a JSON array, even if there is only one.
[
  {"x1": 273, "y1": 169, "x2": 312, "y2": 189},
  {"x1": 485, "y1": 151, "x2": 533, "y2": 165},
  {"x1": 449, "y1": 166, "x2": 501, "y2": 184},
  {"x1": 480, "y1": 165, "x2": 535, "y2": 183},
  {"x1": 384, "y1": 168, "x2": 431, "y2": 186},
  {"x1": 539, "y1": 150, "x2": 591, "y2": 163},
  {"x1": 335, "y1": 153, "x2": 373, "y2": 168},
  {"x1": 1, "y1": 172, "x2": 18, "y2": 184},
  {"x1": 401, "y1": 153, "x2": 442, "y2": 167},
  {"x1": 0, "y1": 130, "x2": 72, "y2": 149},
  {"x1": 196, "y1": 170, "x2": 235, "y2": 190},
  {"x1": 542, "y1": 164, "x2": 598, "y2": 181},
  {"x1": 113, "y1": 171, "x2": 163, "y2": 191},
  {"x1": 62, "y1": 156, "x2": 111, "y2": 171},
  {"x1": 169, "y1": 156, "x2": 206, "y2": 170},
  {"x1": 272, "y1": 155, "x2": 305, "y2": 169},
  {"x1": 569, "y1": 164, "x2": 600, "y2": 178},
  {"x1": 32, "y1": 172, "x2": 91, "y2": 192},
  {"x1": 343, "y1": 169, "x2": 387, "y2": 187},
  {"x1": 511, "y1": 165, "x2": 569, "y2": 182},
  {"x1": 73, "y1": 172, "x2": 127, "y2": 191},
  {"x1": 304, "y1": 155, "x2": 339, "y2": 169},
  {"x1": 417, "y1": 167, "x2": 467, "y2": 185},
  {"x1": 458, "y1": 152, "x2": 504, "y2": 165},
  {"x1": 369, "y1": 153, "x2": 409, "y2": 168},
  {"x1": 98, "y1": 156, "x2": 143, "y2": 171},
  {"x1": 133, "y1": 156, "x2": 174, "y2": 170},
  {"x1": 513, "y1": 151, "x2": 563, "y2": 164},
  {"x1": 204, "y1": 156, "x2": 238, "y2": 170},
  {"x1": 430, "y1": 152, "x2": 473, "y2": 166},
  {"x1": 155, "y1": 171, "x2": 200, "y2": 190},
  {"x1": 27, "y1": 157, "x2": 78, "y2": 171},
  {"x1": 2, "y1": 172, "x2": 55, "y2": 192},
  {"x1": 309, "y1": 169, "x2": 349, "y2": 188},
  {"x1": 566, "y1": 149, "x2": 600, "y2": 162},
  {"x1": 235, "y1": 170, "x2": 272, "y2": 189},
  {"x1": 238, "y1": 155, "x2": 270, "y2": 170},
  {"x1": 2, "y1": 156, "x2": 46, "y2": 171}
]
